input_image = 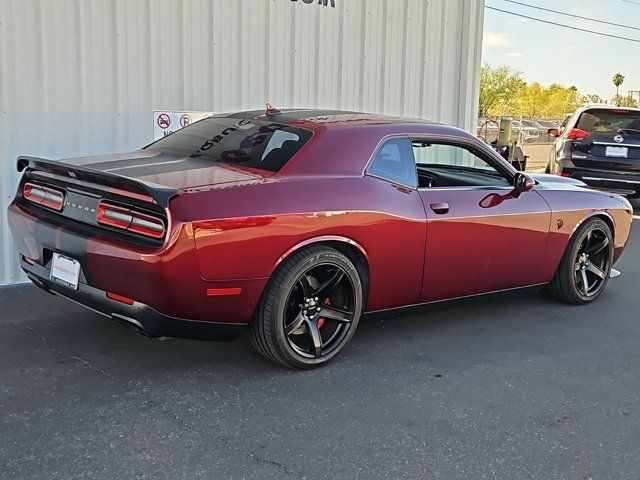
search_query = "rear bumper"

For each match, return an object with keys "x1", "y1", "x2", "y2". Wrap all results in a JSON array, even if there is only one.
[
  {"x1": 22, "y1": 258, "x2": 247, "y2": 341},
  {"x1": 8, "y1": 201, "x2": 267, "y2": 324},
  {"x1": 557, "y1": 159, "x2": 640, "y2": 194},
  {"x1": 578, "y1": 174, "x2": 640, "y2": 194}
]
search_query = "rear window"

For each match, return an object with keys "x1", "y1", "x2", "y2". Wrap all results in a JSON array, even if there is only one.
[
  {"x1": 146, "y1": 117, "x2": 313, "y2": 172},
  {"x1": 576, "y1": 109, "x2": 640, "y2": 133}
]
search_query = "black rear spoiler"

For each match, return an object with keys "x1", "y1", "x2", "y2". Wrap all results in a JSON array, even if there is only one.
[{"x1": 17, "y1": 156, "x2": 179, "y2": 208}]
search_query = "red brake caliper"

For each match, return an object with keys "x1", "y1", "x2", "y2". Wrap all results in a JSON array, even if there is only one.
[{"x1": 316, "y1": 298, "x2": 330, "y2": 328}]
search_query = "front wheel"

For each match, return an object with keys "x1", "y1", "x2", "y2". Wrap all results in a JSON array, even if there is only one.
[
  {"x1": 548, "y1": 218, "x2": 613, "y2": 304},
  {"x1": 251, "y1": 245, "x2": 363, "y2": 368}
]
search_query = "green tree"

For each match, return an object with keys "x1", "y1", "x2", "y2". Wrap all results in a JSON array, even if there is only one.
[
  {"x1": 478, "y1": 64, "x2": 525, "y2": 117},
  {"x1": 611, "y1": 94, "x2": 638, "y2": 108},
  {"x1": 613, "y1": 73, "x2": 625, "y2": 103},
  {"x1": 581, "y1": 93, "x2": 605, "y2": 105}
]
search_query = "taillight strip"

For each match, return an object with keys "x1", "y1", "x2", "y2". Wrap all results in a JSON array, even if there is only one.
[
  {"x1": 97, "y1": 201, "x2": 166, "y2": 239},
  {"x1": 23, "y1": 183, "x2": 65, "y2": 211}
]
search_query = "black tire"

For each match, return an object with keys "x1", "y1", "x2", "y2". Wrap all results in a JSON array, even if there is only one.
[
  {"x1": 548, "y1": 218, "x2": 613, "y2": 305},
  {"x1": 250, "y1": 245, "x2": 363, "y2": 369},
  {"x1": 627, "y1": 191, "x2": 640, "y2": 199}
]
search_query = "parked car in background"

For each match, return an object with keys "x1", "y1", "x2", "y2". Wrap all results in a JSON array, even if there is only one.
[
  {"x1": 521, "y1": 119, "x2": 549, "y2": 142},
  {"x1": 547, "y1": 105, "x2": 640, "y2": 198},
  {"x1": 512, "y1": 120, "x2": 540, "y2": 143},
  {"x1": 537, "y1": 120, "x2": 561, "y2": 131}
]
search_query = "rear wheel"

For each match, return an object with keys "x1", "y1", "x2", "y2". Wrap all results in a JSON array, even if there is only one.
[
  {"x1": 250, "y1": 245, "x2": 363, "y2": 368},
  {"x1": 548, "y1": 218, "x2": 613, "y2": 304}
]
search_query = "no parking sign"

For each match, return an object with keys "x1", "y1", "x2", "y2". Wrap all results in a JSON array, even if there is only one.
[{"x1": 152, "y1": 110, "x2": 214, "y2": 140}]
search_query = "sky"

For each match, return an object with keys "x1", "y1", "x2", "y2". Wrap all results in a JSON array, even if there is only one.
[{"x1": 482, "y1": 0, "x2": 640, "y2": 101}]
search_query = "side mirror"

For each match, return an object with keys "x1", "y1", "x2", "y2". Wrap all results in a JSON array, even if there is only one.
[
  {"x1": 548, "y1": 128, "x2": 560, "y2": 138},
  {"x1": 513, "y1": 172, "x2": 535, "y2": 195}
]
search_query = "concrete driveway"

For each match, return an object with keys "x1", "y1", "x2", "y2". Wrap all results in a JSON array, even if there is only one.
[
  {"x1": 1, "y1": 204, "x2": 639, "y2": 480},
  {"x1": 523, "y1": 144, "x2": 552, "y2": 173}
]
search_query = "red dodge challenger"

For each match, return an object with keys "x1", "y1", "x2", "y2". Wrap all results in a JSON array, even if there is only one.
[{"x1": 8, "y1": 108, "x2": 633, "y2": 368}]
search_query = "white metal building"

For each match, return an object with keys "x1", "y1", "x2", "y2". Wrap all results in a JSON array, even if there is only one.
[{"x1": 0, "y1": 0, "x2": 485, "y2": 285}]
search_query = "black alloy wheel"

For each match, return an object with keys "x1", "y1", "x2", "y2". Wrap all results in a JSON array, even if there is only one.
[
  {"x1": 549, "y1": 218, "x2": 613, "y2": 304},
  {"x1": 573, "y1": 227, "x2": 611, "y2": 298},
  {"x1": 283, "y1": 263, "x2": 356, "y2": 359},
  {"x1": 251, "y1": 245, "x2": 363, "y2": 368}
]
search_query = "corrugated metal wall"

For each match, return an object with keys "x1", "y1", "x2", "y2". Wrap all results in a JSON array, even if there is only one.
[{"x1": 0, "y1": 0, "x2": 485, "y2": 285}]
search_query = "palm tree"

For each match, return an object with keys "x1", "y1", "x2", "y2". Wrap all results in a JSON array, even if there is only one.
[{"x1": 613, "y1": 73, "x2": 625, "y2": 100}]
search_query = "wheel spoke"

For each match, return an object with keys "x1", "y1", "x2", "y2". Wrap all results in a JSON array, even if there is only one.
[
  {"x1": 306, "y1": 319, "x2": 323, "y2": 357},
  {"x1": 319, "y1": 305, "x2": 354, "y2": 324},
  {"x1": 298, "y1": 275, "x2": 312, "y2": 298},
  {"x1": 586, "y1": 237, "x2": 609, "y2": 255},
  {"x1": 313, "y1": 268, "x2": 345, "y2": 298},
  {"x1": 285, "y1": 311, "x2": 306, "y2": 335},
  {"x1": 580, "y1": 269, "x2": 590, "y2": 295},
  {"x1": 586, "y1": 263, "x2": 606, "y2": 280}
]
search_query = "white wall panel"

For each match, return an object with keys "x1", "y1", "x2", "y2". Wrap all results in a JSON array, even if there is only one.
[{"x1": 0, "y1": 0, "x2": 485, "y2": 285}]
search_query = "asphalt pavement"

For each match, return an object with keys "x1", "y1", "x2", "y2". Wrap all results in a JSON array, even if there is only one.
[{"x1": 1, "y1": 203, "x2": 639, "y2": 480}]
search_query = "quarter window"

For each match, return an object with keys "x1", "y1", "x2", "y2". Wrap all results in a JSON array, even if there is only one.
[{"x1": 367, "y1": 138, "x2": 417, "y2": 188}]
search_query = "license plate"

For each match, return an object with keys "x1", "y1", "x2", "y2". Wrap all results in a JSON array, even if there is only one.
[
  {"x1": 605, "y1": 146, "x2": 628, "y2": 158},
  {"x1": 50, "y1": 253, "x2": 81, "y2": 290}
]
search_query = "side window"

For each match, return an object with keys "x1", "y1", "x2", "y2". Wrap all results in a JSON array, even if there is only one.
[
  {"x1": 367, "y1": 138, "x2": 417, "y2": 188},
  {"x1": 412, "y1": 141, "x2": 511, "y2": 188}
]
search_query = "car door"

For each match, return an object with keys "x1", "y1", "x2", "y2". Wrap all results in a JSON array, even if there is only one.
[{"x1": 412, "y1": 138, "x2": 552, "y2": 302}]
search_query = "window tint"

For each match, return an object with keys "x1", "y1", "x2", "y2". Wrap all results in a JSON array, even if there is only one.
[
  {"x1": 367, "y1": 138, "x2": 417, "y2": 187},
  {"x1": 412, "y1": 142, "x2": 511, "y2": 188},
  {"x1": 577, "y1": 109, "x2": 640, "y2": 133},
  {"x1": 146, "y1": 117, "x2": 312, "y2": 172}
]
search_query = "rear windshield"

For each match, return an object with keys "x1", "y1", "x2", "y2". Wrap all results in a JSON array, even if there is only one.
[
  {"x1": 146, "y1": 117, "x2": 313, "y2": 172},
  {"x1": 576, "y1": 109, "x2": 640, "y2": 133}
]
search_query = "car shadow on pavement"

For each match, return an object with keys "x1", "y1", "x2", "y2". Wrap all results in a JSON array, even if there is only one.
[{"x1": 0, "y1": 271, "x2": 630, "y2": 380}]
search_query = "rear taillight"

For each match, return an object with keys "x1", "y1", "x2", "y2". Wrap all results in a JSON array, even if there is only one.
[
  {"x1": 566, "y1": 128, "x2": 590, "y2": 140},
  {"x1": 97, "y1": 202, "x2": 165, "y2": 239},
  {"x1": 23, "y1": 182, "x2": 64, "y2": 211},
  {"x1": 558, "y1": 172, "x2": 571, "y2": 177}
]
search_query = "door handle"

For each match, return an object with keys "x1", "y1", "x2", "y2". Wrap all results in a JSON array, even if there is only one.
[{"x1": 429, "y1": 202, "x2": 449, "y2": 215}]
